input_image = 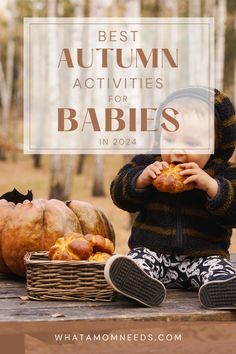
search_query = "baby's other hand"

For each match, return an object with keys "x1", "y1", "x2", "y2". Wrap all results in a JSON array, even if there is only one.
[
  {"x1": 136, "y1": 161, "x2": 169, "y2": 189},
  {"x1": 179, "y1": 162, "x2": 218, "y2": 198}
]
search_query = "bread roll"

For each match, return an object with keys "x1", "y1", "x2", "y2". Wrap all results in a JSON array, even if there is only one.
[
  {"x1": 84, "y1": 234, "x2": 115, "y2": 255},
  {"x1": 48, "y1": 232, "x2": 93, "y2": 260},
  {"x1": 88, "y1": 252, "x2": 111, "y2": 262},
  {"x1": 152, "y1": 163, "x2": 194, "y2": 193}
]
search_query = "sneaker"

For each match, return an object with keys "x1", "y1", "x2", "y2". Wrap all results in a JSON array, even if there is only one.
[
  {"x1": 104, "y1": 255, "x2": 166, "y2": 307},
  {"x1": 199, "y1": 275, "x2": 236, "y2": 309}
]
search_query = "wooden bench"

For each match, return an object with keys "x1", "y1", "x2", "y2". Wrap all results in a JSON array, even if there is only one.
[{"x1": 1, "y1": 254, "x2": 236, "y2": 353}]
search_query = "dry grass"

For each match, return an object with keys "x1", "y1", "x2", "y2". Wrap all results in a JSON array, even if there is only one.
[{"x1": 0, "y1": 153, "x2": 236, "y2": 254}]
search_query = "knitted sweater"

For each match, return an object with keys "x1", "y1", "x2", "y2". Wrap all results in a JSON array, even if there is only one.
[{"x1": 110, "y1": 90, "x2": 236, "y2": 259}]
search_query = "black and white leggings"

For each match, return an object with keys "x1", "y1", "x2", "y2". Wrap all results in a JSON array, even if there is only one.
[{"x1": 127, "y1": 247, "x2": 236, "y2": 289}]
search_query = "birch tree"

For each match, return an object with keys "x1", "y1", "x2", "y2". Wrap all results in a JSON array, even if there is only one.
[
  {"x1": 165, "y1": 0, "x2": 179, "y2": 89},
  {"x1": 90, "y1": 0, "x2": 112, "y2": 197},
  {"x1": 48, "y1": 0, "x2": 64, "y2": 199},
  {"x1": 0, "y1": 0, "x2": 16, "y2": 158},
  {"x1": 234, "y1": 10, "x2": 236, "y2": 107},
  {"x1": 123, "y1": 0, "x2": 141, "y2": 225},
  {"x1": 231, "y1": 9, "x2": 236, "y2": 163},
  {"x1": 31, "y1": 1, "x2": 45, "y2": 168},
  {"x1": 215, "y1": 0, "x2": 227, "y2": 91},
  {"x1": 204, "y1": 0, "x2": 216, "y2": 16},
  {"x1": 62, "y1": 0, "x2": 84, "y2": 199},
  {"x1": 123, "y1": 0, "x2": 141, "y2": 162},
  {"x1": 188, "y1": 0, "x2": 201, "y2": 16},
  {"x1": 124, "y1": 0, "x2": 141, "y2": 15},
  {"x1": 49, "y1": 0, "x2": 84, "y2": 200},
  {"x1": 234, "y1": 57, "x2": 236, "y2": 107},
  {"x1": 188, "y1": 0, "x2": 202, "y2": 85}
]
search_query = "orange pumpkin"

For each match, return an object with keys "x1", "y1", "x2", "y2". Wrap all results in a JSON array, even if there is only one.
[{"x1": 0, "y1": 190, "x2": 115, "y2": 277}]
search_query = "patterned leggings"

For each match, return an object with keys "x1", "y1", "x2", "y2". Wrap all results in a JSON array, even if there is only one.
[{"x1": 127, "y1": 247, "x2": 236, "y2": 289}]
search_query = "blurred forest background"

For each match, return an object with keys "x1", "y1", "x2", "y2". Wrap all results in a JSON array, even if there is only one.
[{"x1": 0, "y1": 0, "x2": 236, "y2": 254}]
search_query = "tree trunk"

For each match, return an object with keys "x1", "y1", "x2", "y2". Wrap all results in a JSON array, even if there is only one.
[
  {"x1": 204, "y1": 0, "x2": 216, "y2": 16},
  {"x1": 234, "y1": 58, "x2": 236, "y2": 110},
  {"x1": 48, "y1": 0, "x2": 63, "y2": 199},
  {"x1": 234, "y1": 11, "x2": 236, "y2": 108},
  {"x1": 0, "y1": 0, "x2": 16, "y2": 160},
  {"x1": 232, "y1": 48, "x2": 236, "y2": 163},
  {"x1": 1, "y1": 4, "x2": 15, "y2": 136},
  {"x1": 33, "y1": 155, "x2": 41, "y2": 169},
  {"x1": 49, "y1": 155, "x2": 65, "y2": 200},
  {"x1": 63, "y1": 156, "x2": 77, "y2": 201},
  {"x1": 59, "y1": 0, "x2": 84, "y2": 198},
  {"x1": 188, "y1": 0, "x2": 201, "y2": 16},
  {"x1": 92, "y1": 155, "x2": 105, "y2": 196},
  {"x1": 77, "y1": 155, "x2": 86, "y2": 174},
  {"x1": 84, "y1": 0, "x2": 90, "y2": 16},
  {"x1": 123, "y1": 0, "x2": 141, "y2": 224},
  {"x1": 215, "y1": 0, "x2": 227, "y2": 91},
  {"x1": 90, "y1": 0, "x2": 110, "y2": 197},
  {"x1": 48, "y1": 0, "x2": 84, "y2": 200},
  {"x1": 188, "y1": 0, "x2": 201, "y2": 85},
  {"x1": 124, "y1": 0, "x2": 141, "y2": 15}
]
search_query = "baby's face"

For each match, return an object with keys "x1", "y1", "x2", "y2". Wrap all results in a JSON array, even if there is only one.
[{"x1": 160, "y1": 97, "x2": 212, "y2": 169}]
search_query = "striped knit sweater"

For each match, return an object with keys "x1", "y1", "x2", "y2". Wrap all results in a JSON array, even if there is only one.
[{"x1": 110, "y1": 90, "x2": 236, "y2": 259}]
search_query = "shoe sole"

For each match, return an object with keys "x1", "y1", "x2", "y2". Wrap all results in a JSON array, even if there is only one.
[
  {"x1": 104, "y1": 255, "x2": 166, "y2": 307},
  {"x1": 199, "y1": 275, "x2": 236, "y2": 309}
]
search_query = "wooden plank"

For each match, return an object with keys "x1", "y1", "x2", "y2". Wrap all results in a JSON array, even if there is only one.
[
  {"x1": 0, "y1": 298, "x2": 123, "y2": 309},
  {"x1": 0, "y1": 280, "x2": 25, "y2": 288},
  {"x1": 0, "y1": 291, "x2": 236, "y2": 323},
  {"x1": 0, "y1": 253, "x2": 236, "y2": 327},
  {"x1": 0, "y1": 274, "x2": 25, "y2": 289},
  {"x1": 0, "y1": 287, "x2": 27, "y2": 299},
  {"x1": 0, "y1": 273, "x2": 24, "y2": 281},
  {"x1": 0, "y1": 283, "x2": 25, "y2": 289},
  {"x1": 0, "y1": 305, "x2": 234, "y2": 323},
  {"x1": 230, "y1": 253, "x2": 236, "y2": 265}
]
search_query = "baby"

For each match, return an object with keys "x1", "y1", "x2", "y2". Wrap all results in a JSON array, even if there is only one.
[{"x1": 104, "y1": 87, "x2": 236, "y2": 309}]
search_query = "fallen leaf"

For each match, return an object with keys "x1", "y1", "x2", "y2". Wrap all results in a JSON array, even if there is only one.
[
  {"x1": 19, "y1": 296, "x2": 29, "y2": 301},
  {"x1": 51, "y1": 313, "x2": 65, "y2": 318}
]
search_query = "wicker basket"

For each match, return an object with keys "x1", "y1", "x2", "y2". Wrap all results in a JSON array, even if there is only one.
[{"x1": 24, "y1": 251, "x2": 115, "y2": 301}]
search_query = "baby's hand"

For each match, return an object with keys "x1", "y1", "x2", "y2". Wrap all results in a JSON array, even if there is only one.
[
  {"x1": 179, "y1": 162, "x2": 218, "y2": 198},
  {"x1": 136, "y1": 161, "x2": 169, "y2": 189}
]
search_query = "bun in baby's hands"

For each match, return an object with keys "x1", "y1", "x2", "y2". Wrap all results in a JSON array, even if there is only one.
[{"x1": 152, "y1": 163, "x2": 194, "y2": 193}]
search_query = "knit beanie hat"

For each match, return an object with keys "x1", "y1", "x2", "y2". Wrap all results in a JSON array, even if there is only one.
[{"x1": 157, "y1": 87, "x2": 236, "y2": 162}]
